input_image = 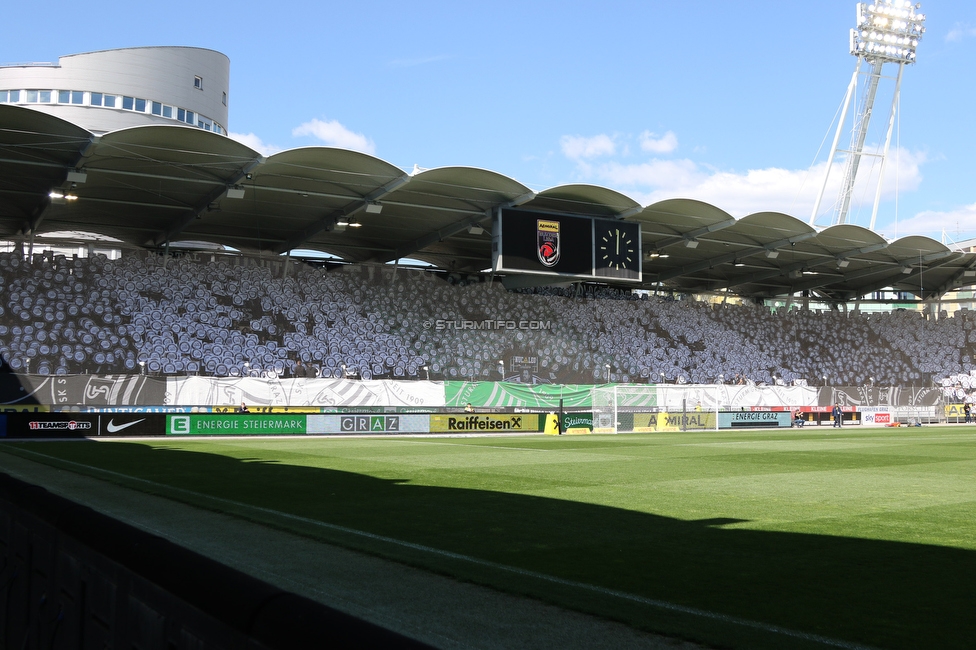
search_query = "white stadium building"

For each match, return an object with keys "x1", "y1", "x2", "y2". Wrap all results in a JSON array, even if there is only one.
[{"x1": 0, "y1": 46, "x2": 228, "y2": 135}]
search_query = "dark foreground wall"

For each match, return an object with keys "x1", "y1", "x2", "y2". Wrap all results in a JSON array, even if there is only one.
[{"x1": 0, "y1": 472, "x2": 431, "y2": 650}]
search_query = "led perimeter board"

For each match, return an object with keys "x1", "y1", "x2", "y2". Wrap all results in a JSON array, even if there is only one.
[{"x1": 493, "y1": 208, "x2": 641, "y2": 282}]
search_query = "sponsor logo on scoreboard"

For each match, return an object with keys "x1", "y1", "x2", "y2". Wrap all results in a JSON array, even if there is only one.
[{"x1": 537, "y1": 219, "x2": 560, "y2": 267}]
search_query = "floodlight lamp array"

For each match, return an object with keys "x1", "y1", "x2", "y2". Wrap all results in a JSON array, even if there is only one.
[{"x1": 851, "y1": 0, "x2": 925, "y2": 64}]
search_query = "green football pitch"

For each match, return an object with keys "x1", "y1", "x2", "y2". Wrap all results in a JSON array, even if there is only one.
[{"x1": 5, "y1": 426, "x2": 976, "y2": 650}]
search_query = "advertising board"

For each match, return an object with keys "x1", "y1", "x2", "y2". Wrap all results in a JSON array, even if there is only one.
[
  {"x1": 632, "y1": 412, "x2": 716, "y2": 432},
  {"x1": 718, "y1": 411, "x2": 792, "y2": 428},
  {"x1": 944, "y1": 404, "x2": 971, "y2": 420},
  {"x1": 306, "y1": 414, "x2": 429, "y2": 435},
  {"x1": 429, "y1": 414, "x2": 542, "y2": 433},
  {"x1": 1, "y1": 413, "x2": 166, "y2": 437},
  {"x1": 562, "y1": 412, "x2": 593, "y2": 433},
  {"x1": 167, "y1": 414, "x2": 307, "y2": 435}
]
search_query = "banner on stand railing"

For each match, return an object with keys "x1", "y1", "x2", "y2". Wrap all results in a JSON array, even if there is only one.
[{"x1": 166, "y1": 377, "x2": 445, "y2": 408}]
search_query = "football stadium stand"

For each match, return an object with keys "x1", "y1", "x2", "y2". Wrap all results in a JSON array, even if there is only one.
[{"x1": 2, "y1": 250, "x2": 975, "y2": 388}]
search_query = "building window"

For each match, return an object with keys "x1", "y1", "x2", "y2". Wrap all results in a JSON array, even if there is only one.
[
  {"x1": 134, "y1": 98, "x2": 146, "y2": 112},
  {"x1": 26, "y1": 90, "x2": 52, "y2": 103},
  {"x1": 186, "y1": 111, "x2": 194, "y2": 125},
  {"x1": 162, "y1": 105, "x2": 172, "y2": 118},
  {"x1": 6, "y1": 90, "x2": 20, "y2": 102},
  {"x1": 103, "y1": 94, "x2": 116, "y2": 108},
  {"x1": 177, "y1": 108, "x2": 185, "y2": 122},
  {"x1": 151, "y1": 101, "x2": 162, "y2": 116},
  {"x1": 58, "y1": 90, "x2": 83, "y2": 104},
  {"x1": 222, "y1": 91, "x2": 227, "y2": 106},
  {"x1": 0, "y1": 90, "x2": 8, "y2": 102},
  {"x1": 90, "y1": 92, "x2": 103, "y2": 106},
  {"x1": 122, "y1": 96, "x2": 134, "y2": 110},
  {"x1": 194, "y1": 76, "x2": 203, "y2": 90}
]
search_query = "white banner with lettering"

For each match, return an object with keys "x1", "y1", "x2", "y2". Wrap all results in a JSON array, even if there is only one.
[{"x1": 166, "y1": 377, "x2": 445, "y2": 407}]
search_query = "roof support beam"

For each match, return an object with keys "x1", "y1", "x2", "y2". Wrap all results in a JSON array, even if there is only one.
[
  {"x1": 70, "y1": 166, "x2": 240, "y2": 188},
  {"x1": 843, "y1": 253, "x2": 960, "y2": 301},
  {"x1": 370, "y1": 210, "x2": 491, "y2": 264},
  {"x1": 0, "y1": 156, "x2": 68, "y2": 170},
  {"x1": 645, "y1": 216, "x2": 736, "y2": 252},
  {"x1": 708, "y1": 241, "x2": 890, "y2": 293},
  {"x1": 649, "y1": 232, "x2": 818, "y2": 284},
  {"x1": 616, "y1": 205, "x2": 643, "y2": 220},
  {"x1": 151, "y1": 157, "x2": 264, "y2": 247},
  {"x1": 274, "y1": 173, "x2": 411, "y2": 254},
  {"x1": 507, "y1": 191, "x2": 537, "y2": 208},
  {"x1": 778, "y1": 250, "x2": 955, "y2": 298},
  {"x1": 367, "y1": 190, "x2": 534, "y2": 265},
  {"x1": 26, "y1": 134, "x2": 98, "y2": 244},
  {"x1": 373, "y1": 199, "x2": 486, "y2": 216},
  {"x1": 930, "y1": 258, "x2": 976, "y2": 297}
]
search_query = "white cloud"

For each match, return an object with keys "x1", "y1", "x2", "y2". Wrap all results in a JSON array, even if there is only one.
[
  {"x1": 946, "y1": 24, "x2": 976, "y2": 42},
  {"x1": 639, "y1": 130, "x2": 678, "y2": 154},
  {"x1": 228, "y1": 132, "x2": 282, "y2": 156},
  {"x1": 565, "y1": 141, "x2": 926, "y2": 223},
  {"x1": 878, "y1": 203, "x2": 976, "y2": 241},
  {"x1": 560, "y1": 134, "x2": 616, "y2": 160},
  {"x1": 593, "y1": 159, "x2": 702, "y2": 190},
  {"x1": 292, "y1": 118, "x2": 376, "y2": 154}
]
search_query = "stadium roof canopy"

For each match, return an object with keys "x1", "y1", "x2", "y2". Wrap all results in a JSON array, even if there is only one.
[{"x1": 2, "y1": 104, "x2": 974, "y2": 301}]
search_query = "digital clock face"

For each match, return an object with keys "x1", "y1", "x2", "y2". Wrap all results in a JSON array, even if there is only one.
[{"x1": 595, "y1": 221, "x2": 641, "y2": 280}]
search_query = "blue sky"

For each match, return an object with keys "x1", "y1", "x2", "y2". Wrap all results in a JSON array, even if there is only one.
[{"x1": 4, "y1": 0, "x2": 975, "y2": 242}]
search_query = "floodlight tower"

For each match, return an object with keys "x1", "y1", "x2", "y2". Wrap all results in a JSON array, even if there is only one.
[{"x1": 810, "y1": 0, "x2": 925, "y2": 229}]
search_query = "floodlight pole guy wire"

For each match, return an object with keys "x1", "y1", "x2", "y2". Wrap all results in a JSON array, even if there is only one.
[
  {"x1": 869, "y1": 63, "x2": 904, "y2": 231},
  {"x1": 810, "y1": 67, "x2": 858, "y2": 226}
]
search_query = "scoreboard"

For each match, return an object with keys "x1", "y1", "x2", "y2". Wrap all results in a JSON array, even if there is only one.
[{"x1": 492, "y1": 208, "x2": 642, "y2": 282}]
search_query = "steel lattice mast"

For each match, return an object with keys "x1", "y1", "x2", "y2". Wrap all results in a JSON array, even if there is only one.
[{"x1": 810, "y1": 0, "x2": 926, "y2": 229}]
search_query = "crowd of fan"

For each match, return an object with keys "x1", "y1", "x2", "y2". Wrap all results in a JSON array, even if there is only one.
[{"x1": 2, "y1": 250, "x2": 976, "y2": 386}]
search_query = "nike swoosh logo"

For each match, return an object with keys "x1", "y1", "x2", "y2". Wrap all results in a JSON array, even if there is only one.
[{"x1": 106, "y1": 418, "x2": 146, "y2": 433}]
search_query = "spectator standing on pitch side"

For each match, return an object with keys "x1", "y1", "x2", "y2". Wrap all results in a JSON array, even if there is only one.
[{"x1": 832, "y1": 403, "x2": 843, "y2": 428}]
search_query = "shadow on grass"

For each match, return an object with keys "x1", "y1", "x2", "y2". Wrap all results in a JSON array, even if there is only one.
[{"x1": 7, "y1": 440, "x2": 971, "y2": 650}]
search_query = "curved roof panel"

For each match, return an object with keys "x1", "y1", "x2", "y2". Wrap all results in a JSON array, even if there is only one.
[
  {"x1": 49, "y1": 125, "x2": 262, "y2": 246},
  {"x1": 2, "y1": 109, "x2": 975, "y2": 299},
  {"x1": 527, "y1": 184, "x2": 640, "y2": 217},
  {"x1": 0, "y1": 105, "x2": 93, "y2": 237}
]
